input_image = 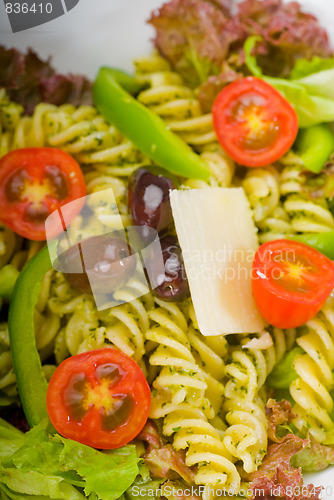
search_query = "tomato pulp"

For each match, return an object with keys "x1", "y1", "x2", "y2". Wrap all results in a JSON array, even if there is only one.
[
  {"x1": 46, "y1": 348, "x2": 151, "y2": 449},
  {"x1": 212, "y1": 77, "x2": 298, "y2": 167},
  {"x1": 0, "y1": 148, "x2": 86, "y2": 240},
  {"x1": 252, "y1": 239, "x2": 334, "y2": 329}
]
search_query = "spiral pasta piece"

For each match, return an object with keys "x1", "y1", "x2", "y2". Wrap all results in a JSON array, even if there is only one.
[
  {"x1": 223, "y1": 327, "x2": 296, "y2": 473},
  {"x1": 0, "y1": 323, "x2": 16, "y2": 399},
  {"x1": 181, "y1": 144, "x2": 236, "y2": 190},
  {"x1": 223, "y1": 345, "x2": 268, "y2": 474},
  {"x1": 147, "y1": 299, "x2": 240, "y2": 495},
  {"x1": 242, "y1": 167, "x2": 280, "y2": 223},
  {"x1": 290, "y1": 304, "x2": 334, "y2": 442}
]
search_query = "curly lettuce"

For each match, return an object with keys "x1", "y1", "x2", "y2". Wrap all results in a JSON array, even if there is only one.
[{"x1": 0, "y1": 46, "x2": 92, "y2": 115}]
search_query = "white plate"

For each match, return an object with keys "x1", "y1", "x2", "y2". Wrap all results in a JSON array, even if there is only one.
[{"x1": 1, "y1": 0, "x2": 334, "y2": 496}]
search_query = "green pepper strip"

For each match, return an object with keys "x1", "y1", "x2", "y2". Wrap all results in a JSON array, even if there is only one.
[
  {"x1": 93, "y1": 67, "x2": 210, "y2": 181},
  {"x1": 0, "y1": 265, "x2": 20, "y2": 299},
  {"x1": 8, "y1": 246, "x2": 52, "y2": 427},
  {"x1": 290, "y1": 231, "x2": 334, "y2": 260},
  {"x1": 294, "y1": 124, "x2": 334, "y2": 173}
]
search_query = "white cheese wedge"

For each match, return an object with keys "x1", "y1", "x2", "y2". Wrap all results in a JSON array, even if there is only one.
[{"x1": 170, "y1": 187, "x2": 266, "y2": 336}]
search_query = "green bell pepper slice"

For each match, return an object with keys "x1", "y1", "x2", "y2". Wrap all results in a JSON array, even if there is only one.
[
  {"x1": 290, "y1": 231, "x2": 334, "y2": 260},
  {"x1": 294, "y1": 124, "x2": 334, "y2": 173},
  {"x1": 93, "y1": 67, "x2": 210, "y2": 181},
  {"x1": 8, "y1": 246, "x2": 52, "y2": 427}
]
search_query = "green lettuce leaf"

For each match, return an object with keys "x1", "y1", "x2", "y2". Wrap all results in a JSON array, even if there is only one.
[
  {"x1": 0, "y1": 470, "x2": 85, "y2": 499},
  {"x1": 56, "y1": 436, "x2": 139, "y2": 499},
  {"x1": 0, "y1": 419, "x2": 141, "y2": 500},
  {"x1": 244, "y1": 36, "x2": 334, "y2": 128}
]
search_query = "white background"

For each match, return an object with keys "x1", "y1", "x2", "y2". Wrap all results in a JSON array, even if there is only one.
[{"x1": 1, "y1": 0, "x2": 334, "y2": 495}]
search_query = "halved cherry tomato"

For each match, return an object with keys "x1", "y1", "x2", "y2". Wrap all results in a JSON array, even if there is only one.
[
  {"x1": 252, "y1": 239, "x2": 334, "y2": 329},
  {"x1": 46, "y1": 348, "x2": 151, "y2": 449},
  {"x1": 212, "y1": 77, "x2": 298, "y2": 167},
  {"x1": 0, "y1": 148, "x2": 86, "y2": 240}
]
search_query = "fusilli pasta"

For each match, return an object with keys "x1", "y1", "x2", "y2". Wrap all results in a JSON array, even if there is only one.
[
  {"x1": 290, "y1": 302, "x2": 334, "y2": 443},
  {"x1": 147, "y1": 299, "x2": 240, "y2": 497}
]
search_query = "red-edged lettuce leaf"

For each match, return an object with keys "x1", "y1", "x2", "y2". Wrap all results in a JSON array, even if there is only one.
[
  {"x1": 0, "y1": 47, "x2": 26, "y2": 89},
  {"x1": 138, "y1": 420, "x2": 195, "y2": 484},
  {"x1": 144, "y1": 445, "x2": 195, "y2": 484},
  {"x1": 137, "y1": 419, "x2": 163, "y2": 453},
  {"x1": 196, "y1": 63, "x2": 243, "y2": 113},
  {"x1": 236, "y1": 0, "x2": 331, "y2": 69},
  {"x1": 148, "y1": 0, "x2": 237, "y2": 86},
  {"x1": 40, "y1": 74, "x2": 91, "y2": 108},
  {"x1": 0, "y1": 46, "x2": 92, "y2": 114},
  {"x1": 266, "y1": 399, "x2": 297, "y2": 443},
  {"x1": 250, "y1": 435, "x2": 322, "y2": 500}
]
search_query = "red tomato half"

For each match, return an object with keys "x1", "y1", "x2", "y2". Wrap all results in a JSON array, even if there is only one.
[
  {"x1": 46, "y1": 348, "x2": 151, "y2": 449},
  {"x1": 212, "y1": 77, "x2": 298, "y2": 167},
  {"x1": 0, "y1": 148, "x2": 86, "y2": 240},
  {"x1": 252, "y1": 239, "x2": 334, "y2": 329}
]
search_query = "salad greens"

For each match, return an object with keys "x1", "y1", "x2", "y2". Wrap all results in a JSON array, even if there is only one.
[
  {"x1": 290, "y1": 56, "x2": 334, "y2": 80},
  {"x1": 244, "y1": 36, "x2": 334, "y2": 128},
  {"x1": 0, "y1": 418, "x2": 142, "y2": 500}
]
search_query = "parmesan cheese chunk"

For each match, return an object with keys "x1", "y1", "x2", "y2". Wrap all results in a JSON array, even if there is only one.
[{"x1": 170, "y1": 187, "x2": 266, "y2": 336}]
